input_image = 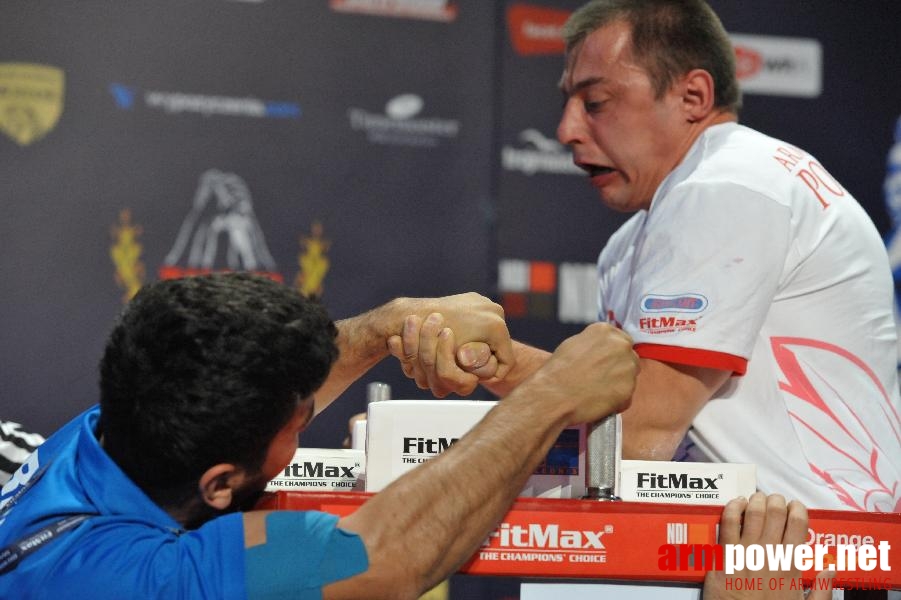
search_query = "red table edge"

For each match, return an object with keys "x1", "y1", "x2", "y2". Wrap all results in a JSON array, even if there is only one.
[{"x1": 257, "y1": 491, "x2": 901, "y2": 589}]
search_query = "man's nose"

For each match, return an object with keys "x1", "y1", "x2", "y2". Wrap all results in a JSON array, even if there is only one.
[{"x1": 557, "y1": 100, "x2": 585, "y2": 147}]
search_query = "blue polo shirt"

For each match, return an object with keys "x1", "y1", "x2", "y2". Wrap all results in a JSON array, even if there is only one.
[{"x1": 0, "y1": 406, "x2": 367, "y2": 599}]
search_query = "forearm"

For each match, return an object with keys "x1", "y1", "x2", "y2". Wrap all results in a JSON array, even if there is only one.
[
  {"x1": 315, "y1": 293, "x2": 512, "y2": 413},
  {"x1": 619, "y1": 359, "x2": 729, "y2": 460},
  {"x1": 332, "y1": 368, "x2": 574, "y2": 598},
  {"x1": 325, "y1": 322, "x2": 639, "y2": 599},
  {"x1": 620, "y1": 419, "x2": 687, "y2": 460},
  {"x1": 315, "y1": 298, "x2": 423, "y2": 413}
]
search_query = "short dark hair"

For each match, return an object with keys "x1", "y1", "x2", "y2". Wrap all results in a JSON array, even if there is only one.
[
  {"x1": 99, "y1": 273, "x2": 338, "y2": 505},
  {"x1": 563, "y1": 0, "x2": 742, "y2": 114}
]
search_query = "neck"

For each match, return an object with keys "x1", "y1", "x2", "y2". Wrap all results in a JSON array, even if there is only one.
[{"x1": 670, "y1": 108, "x2": 737, "y2": 174}]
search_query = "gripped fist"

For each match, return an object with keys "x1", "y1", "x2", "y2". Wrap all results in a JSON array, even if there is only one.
[
  {"x1": 388, "y1": 314, "x2": 498, "y2": 397},
  {"x1": 538, "y1": 322, "x2": 638, "y2": 425},
  {"x1": 387, "y1": 293, "x2": 512, "y2": 397}
]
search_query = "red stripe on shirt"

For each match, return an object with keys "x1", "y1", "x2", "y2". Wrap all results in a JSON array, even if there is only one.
[{"x1": 634, "y1": 343, "x2": 748, "y2": 375}]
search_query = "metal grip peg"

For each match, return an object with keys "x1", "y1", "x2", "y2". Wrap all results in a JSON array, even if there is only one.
[
  {"x1": 582, "y1": 414, "x2": 620, "y2": 501},
  {"x1": 367, "y1": 381, "x2": 391, "y2": 403}
]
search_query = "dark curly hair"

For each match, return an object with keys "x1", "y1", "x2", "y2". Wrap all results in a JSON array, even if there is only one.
[{"x1": 98, "y1": 273, "x2": 338, "y2": 506}]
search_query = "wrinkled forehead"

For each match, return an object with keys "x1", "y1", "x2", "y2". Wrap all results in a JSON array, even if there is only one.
[{"x1": 559, "y1": 21, "x2": 641, "y2": 94}]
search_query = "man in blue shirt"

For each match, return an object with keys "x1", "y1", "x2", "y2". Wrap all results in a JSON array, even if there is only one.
[
  {"x1": 0, "y1": 273, "x2": 828, "y2": 599},
  {"x1": 0, "y1": 272, "x2": 639, "y2": 599}
]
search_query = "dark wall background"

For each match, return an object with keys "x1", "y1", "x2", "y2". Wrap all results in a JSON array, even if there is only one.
[{"x1": 3, "y1": 0, "x2": 899, "y2": 455}]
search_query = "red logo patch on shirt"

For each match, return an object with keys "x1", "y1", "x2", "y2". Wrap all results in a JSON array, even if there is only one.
[{"x1": 639, "y1": 316, "x2": 697, "y2": 334}]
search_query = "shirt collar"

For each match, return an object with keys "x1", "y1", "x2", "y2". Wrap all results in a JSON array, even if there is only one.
[{"x1": 78, "y1": 408, "x2": 180, "y2": 529}]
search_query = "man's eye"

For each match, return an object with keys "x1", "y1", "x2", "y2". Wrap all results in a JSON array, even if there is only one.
[{"x1": 584, "y1": 100, "x2": 605, "y2": 113}]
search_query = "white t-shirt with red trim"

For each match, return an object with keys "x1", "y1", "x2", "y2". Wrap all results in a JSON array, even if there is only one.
[{"x1": 598, "y1": 122, "x2": 901, "y2": 511}]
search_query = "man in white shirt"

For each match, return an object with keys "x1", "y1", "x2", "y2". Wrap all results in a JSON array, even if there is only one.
[{"x1": 393, "y1": 0, "x2": 901, "y2": 512}]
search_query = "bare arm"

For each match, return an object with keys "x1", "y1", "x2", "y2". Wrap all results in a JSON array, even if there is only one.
[
  {"x1": 392, "y1": 326, "x2": 729, "y2": 460},
  {"x1": 312, "y1": 294, "x2": 513, "y2": 414},
  {"x1": 620, "y1": 358, "x2": 730, "y2": 460},
  {"x1": 479, "y1": 352, "x2": 727, "y2": 460},
  {"x1": 472, "y1": 341, "x2": 550, "y2": 397},
  {"x1": 326, "y1": 323, "x2": 637, "y2": 599},
  {"x1": 480, "y1": 350, "x2": 729, "y2": 460},
  {"x1": 482, "y1": 353, "x2": 727, "y2": 460}
]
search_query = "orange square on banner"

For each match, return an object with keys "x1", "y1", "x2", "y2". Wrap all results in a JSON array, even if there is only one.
[
  {"x1": 502, "y1": 292, "x2": 528, "y2": 318},
  {"x1": 688, "y1": 524, "x2": 711, "y2": 544},
  {"x1": 529, "y1": 262, "x2": 556, "y2": 293}
]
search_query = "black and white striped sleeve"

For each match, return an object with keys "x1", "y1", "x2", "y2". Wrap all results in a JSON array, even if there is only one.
[{"x1": 0, "y1": 421, "x2": 45, "y2": 485}]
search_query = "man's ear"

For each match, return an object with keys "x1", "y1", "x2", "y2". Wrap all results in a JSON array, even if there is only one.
[
  {"x1": 198, "y1": 463, "x2": 244, "y2": 510},
  {"x1": 679, "y1": 68, "x2": 716, "y2": 122}
]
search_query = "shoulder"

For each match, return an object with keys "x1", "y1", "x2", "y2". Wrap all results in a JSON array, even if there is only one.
[
  {"x1": 684, "y1": 124, "x2": 826, "y2": 210},
  {"x1": 599, "y1": 212, "x2": 646, "y2": 262},
  {"x1": 32, "y1": 513, "x2": 246, "y2": 600}
]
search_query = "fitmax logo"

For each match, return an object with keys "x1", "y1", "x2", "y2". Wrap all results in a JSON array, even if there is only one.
[
  {"x1": 403, "y1": 437, "x2": 458, "y2": 454},
  {"x1": 639, "y1": 317, "x2": 697, "y2": 329},
  {"x1": 638, "y1": 473, "x2": 720, "y2": 490},
  {"x1": 282, "y1": 462, "x2": 355, "y2": 478},
  {"x1": 486, "y1": 523, "x2": 610, "y2": 550}
]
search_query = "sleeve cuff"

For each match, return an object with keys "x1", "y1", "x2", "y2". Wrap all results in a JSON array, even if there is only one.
[{"x1": 634, "y1": 343, "x2": 748, "y2": 375}]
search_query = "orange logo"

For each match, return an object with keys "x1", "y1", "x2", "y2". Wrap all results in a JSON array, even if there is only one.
[
  {"x1": 507, "y1": 4, "x2": 571, "y2": 56},
  {"x1": 734, "y1": 45, "x2": 763, "y2": 79}
]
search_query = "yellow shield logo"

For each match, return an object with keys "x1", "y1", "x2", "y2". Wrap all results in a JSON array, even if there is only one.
[{"x1": 0, "y1": 62, "x2": 65, "y2": 146}]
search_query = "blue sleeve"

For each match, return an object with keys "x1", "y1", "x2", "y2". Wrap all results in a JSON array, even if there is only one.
[{"x1": 245, "y1": 511, "x2": 368, "y2": 600}]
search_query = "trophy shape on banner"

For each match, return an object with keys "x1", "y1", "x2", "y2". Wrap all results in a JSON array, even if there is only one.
[{"x1": 158, "y1": 169, "x2": 281, "y2": 281}]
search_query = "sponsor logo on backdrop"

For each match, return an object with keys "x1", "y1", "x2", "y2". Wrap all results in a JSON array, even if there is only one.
[
  {"x1": 159, "y1": 169, "x2": 282, "y2": 281},
  {"x1": 498, "y1": 258, "x2": 556, "y2": 320},
  {"x1": 109, "y1": 83, "x2": 300, "y2": 119},
  {"x1": 499, "y1": 259, "x2": 597, "y2": 323},
  {"x1": 558, "y1": 262, "x2": 597, "y2": 323},
  {"x1": 330, "y1": 0, "x2": 457, "y2": 22},
  {"x1": 108, "y1": 172, "x2": 333, "y2": 300},
  {"x1": 729, "y1": 33, "x2": 822, "y2": 98},
  {"x1": 502, "y1": 129, "x2": 582, "y2": 176},
  {"x1": 348, "y1": 93, "x2": 459, "y2": 147},
  {"x1": 295, "y1": 221, "x2": 330, "y2": 297},
  {"x1": 507, "y1": 4, "x2": 570, "y2": 56},
  {"x1": 110, "y1": 209, "x2": 147, "y2": 302},
  {"x1": 0, "y1": 62, "x2": 64, "y2": 146}
]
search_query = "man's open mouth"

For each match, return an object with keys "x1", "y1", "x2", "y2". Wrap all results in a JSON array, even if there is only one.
[{"x1": 583, "y1": 164, "x2": 615, "y2": 177}]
